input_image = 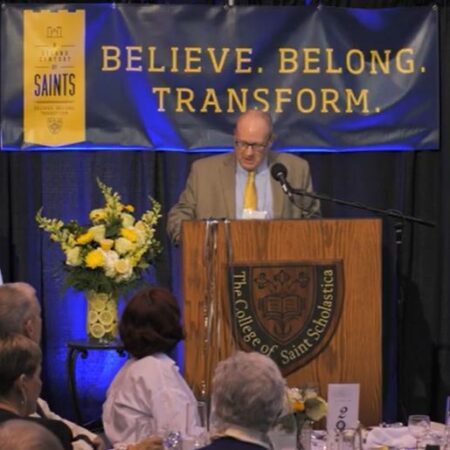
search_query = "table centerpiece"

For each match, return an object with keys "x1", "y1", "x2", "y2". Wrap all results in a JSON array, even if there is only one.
[{"x1": 277, "y1": 386, "x2": 327, "y2": 450}]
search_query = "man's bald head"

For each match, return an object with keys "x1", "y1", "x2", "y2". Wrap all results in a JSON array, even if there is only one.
[{"x1": 0, "y1": 419, "x2": 63, "y2": 450}]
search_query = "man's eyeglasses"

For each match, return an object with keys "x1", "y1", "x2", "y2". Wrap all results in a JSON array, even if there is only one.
[{"x1": 234, "y1": 140, "x2": 268, "y2": 152}]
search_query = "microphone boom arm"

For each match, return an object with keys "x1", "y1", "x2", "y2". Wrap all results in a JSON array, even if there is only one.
[{"x1": 288, "y1": 184, "x2": 435, "y2": 228}]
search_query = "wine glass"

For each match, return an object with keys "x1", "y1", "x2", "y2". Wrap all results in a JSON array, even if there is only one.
[
  {"x1": 194, "y1": 401, "x2": 209, "y2": 448},
  {"x1": 302, "y1": 382, "x2": 320, "y2": 395},
  {"x1": 408, "y1": 415, "x2": 431, "y2": 450},
  {"x1": 185, "y1": 401, "x2": 209, "y2": 449}
]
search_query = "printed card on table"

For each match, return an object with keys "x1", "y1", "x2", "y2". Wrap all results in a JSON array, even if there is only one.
[{"x1": 327, "y1": 383, "x2": 360, "y2": 433}]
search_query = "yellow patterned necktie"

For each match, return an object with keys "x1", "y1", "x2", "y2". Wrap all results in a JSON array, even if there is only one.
[{"x1": 243, "y1": 171, "x2": 257, "y2": 210}]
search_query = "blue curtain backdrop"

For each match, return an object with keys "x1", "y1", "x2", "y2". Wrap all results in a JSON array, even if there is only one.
[{"x1": 0, "y1": 0, "x2": 447, "y2": 427}]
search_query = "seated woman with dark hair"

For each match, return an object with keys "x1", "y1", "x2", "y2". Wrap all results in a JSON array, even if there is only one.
[
  {"x1": 102, "y1": 287, "x2": 201, "y2": 448},
  {"x1": 0, "y1": 333, "x2": 73, "y2": 450},
  {"x1": 200, "y1": 351, "x2": 286, "y2": 450}
]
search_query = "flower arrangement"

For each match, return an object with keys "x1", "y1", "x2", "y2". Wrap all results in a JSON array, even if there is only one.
[
  {"x1": 35, "y1": 178, "x2": 162, "y2": 296},
  {"x1": 287, "y1": 386, "x2": 327, "y2": 423},
  {"x1": 277, "y1": 386, "x2": 327, "y2": 433}
]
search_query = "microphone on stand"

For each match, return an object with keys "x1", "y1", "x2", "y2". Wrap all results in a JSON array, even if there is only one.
[
  {"x1": 270, "y1": 163, "x2": 291, "y2": 196},
  {"x1": 271, "y1": 162, "x2": 318, "y2": 217}
]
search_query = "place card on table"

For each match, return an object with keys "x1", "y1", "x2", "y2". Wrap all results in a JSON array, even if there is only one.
[{"x1": 327, "y1": 383, "x2": 360, "y2": 433}]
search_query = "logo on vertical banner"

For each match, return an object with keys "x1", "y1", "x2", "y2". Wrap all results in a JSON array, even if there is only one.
[{"x1": 23, "y1": 10, "x2": 85, "y2": 146}]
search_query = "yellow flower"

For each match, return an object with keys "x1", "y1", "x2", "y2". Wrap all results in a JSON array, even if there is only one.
[
  {"x1": 124, "y1": 204, "x2": 135, "y2": 212},
  {"x1": 89, "y1": 208, "x2": 107, "y2": 223},
  {"x1": 76, "y1": 230, "x2": 94, "y2": 245},
  {"x1": 85, "y1": 249, "x2": 105, "y2": 269},
  {"x1": 292, "y1": 399, "x2": 305, "y2": 413},
  {"x1": 100, "y1": 239, "x2": 114, "y2": 251},
  {"x1": 121, "y1": 227, "x2": 138, "y2": 243}
]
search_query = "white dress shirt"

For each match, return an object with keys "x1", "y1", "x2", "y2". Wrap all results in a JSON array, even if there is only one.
[{"x1": 102, "y1": 353, "x2": 200, "y2": 446}]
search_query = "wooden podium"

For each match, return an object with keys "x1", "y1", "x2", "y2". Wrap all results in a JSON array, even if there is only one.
[{"x1": 181, "y1": 218, "x2": 382, "y2": 426}]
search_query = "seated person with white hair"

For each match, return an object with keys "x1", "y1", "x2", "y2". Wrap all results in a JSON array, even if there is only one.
[
  {"x1": 0, "y1": 419, "x2": 64, "y2": 450},
  {"x1": 201, "y1": 351, "x2": 286, "y2": 450}
]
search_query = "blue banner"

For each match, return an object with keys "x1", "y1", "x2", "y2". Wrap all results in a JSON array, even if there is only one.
[{"x1": 0, "y1": 4, "x2": 439, "y2": 151}]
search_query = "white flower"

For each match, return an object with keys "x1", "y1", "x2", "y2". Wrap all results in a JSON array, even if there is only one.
[
  {"x1": 121, "y1": 213, "x2": 135, "y2": 227},
  {"x1": 89, "y1": 208, "x2": 107, "y2": 223},
  {"x1": 135, "y1": 220, "x2": 146, "y2": 231},
  {"x1": 89, "y1": 225, "x2": 106, "y2": 243},
  {"x1": 104, "y1": 250, "x2": 120, "y2": 277},
  {"x1": 115, "y1": 237, "x2": 134, "y2": 255},
  {"x1": 114, "y1": 258, "x2": 133, "y2": 281},
  {"x1": 135, "y1": 228, "x2": 147, "y2": 246},
  {"x1": 66, "y1": 247, "x2": 82, "y2": 266}
]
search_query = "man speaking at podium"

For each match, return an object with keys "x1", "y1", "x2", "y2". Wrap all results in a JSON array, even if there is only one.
[{"x1": 167, "y1": 109, "x2": 320, "y2": 245}]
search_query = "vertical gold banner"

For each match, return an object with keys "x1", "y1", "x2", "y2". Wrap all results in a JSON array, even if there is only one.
[{"x1": 23, "y1": 10, "x2": 85, "y2": 146}]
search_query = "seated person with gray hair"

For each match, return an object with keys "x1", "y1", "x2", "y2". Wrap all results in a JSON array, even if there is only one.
[
  {"x1": 201, "y1": 351, "x2": 286, "y2": 450},
  {"x1": 0, "y1": 419, "x2": 64, "y2": 450}
]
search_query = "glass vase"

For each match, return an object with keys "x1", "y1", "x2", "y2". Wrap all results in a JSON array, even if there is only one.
[
  {"x1": 85, "y1": 290, "x2": 119, "y2": 343},
  {"x1": 297, "y1": 418, "x2": 313, "y2": 450}
]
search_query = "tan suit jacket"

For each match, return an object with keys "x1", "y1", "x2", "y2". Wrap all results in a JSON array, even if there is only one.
[{"x1": 167, "y1": 151, "x2": 320, "y2": 243}]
